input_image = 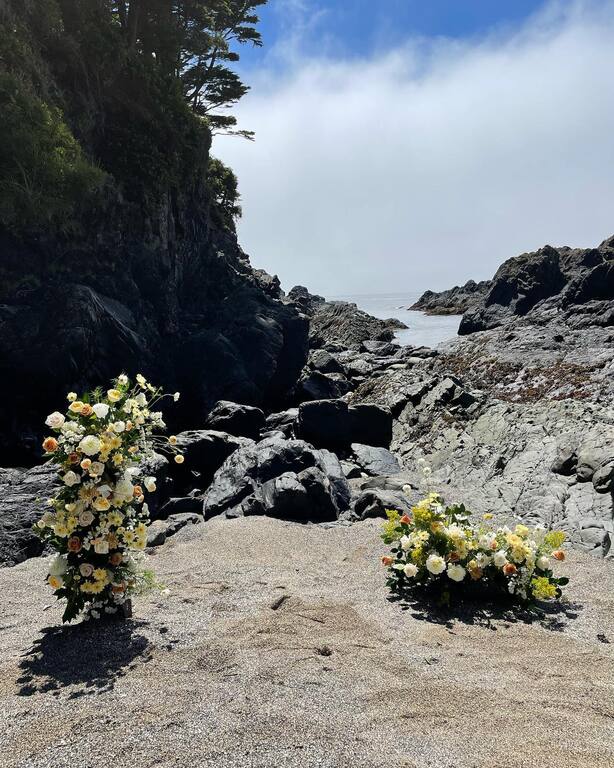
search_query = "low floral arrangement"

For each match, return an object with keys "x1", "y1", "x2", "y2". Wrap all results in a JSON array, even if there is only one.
[
  {"x1": 35, "y1": 374, "x2": 183, "y2": 623},
  {"x1": 381, "y1": 492, "x2": 568, "y2": 607}
]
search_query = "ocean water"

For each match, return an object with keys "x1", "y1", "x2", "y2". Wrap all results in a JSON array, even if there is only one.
[{"x1": 331, "y1": 292, "x2": 462, "y2": 349}]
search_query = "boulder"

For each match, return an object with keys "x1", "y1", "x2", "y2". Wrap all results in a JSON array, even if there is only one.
[
  {"x1": 297, "y1": 371, "x2": 353, "y2": 401},
  {"x1": 353, "y1": 489, "x2": 412, "y2": 520},
  {"x1": 349, "y1": 403, "x2": 392, "y2": 447},
  {"x1": 340, "y1": 460, "x2": 363, "y2": 479},
  {"x1": 308, "y1": 349, "x2": 346, "y2": 375},
  {"x1": 0, "y1": 464, "x2": 58, "y2": 566},
  {"x1": 351, "y1": 444, "x2": 401, "y2": 476},
  {"x1": 146, "y1": 512, "x2": 202, "y2": 547},
  {"x1": 593, "y1": 462, "x2": 614, "y2": 494},
  {"x1": 264, "y1": 408, "x2": 298, "y2": 438},
  {"x1": 205, "y1": 401, "x2": 265, "y2": 440},
  {"x1": 296, "y1": 399, "x2": 351, "y2": 449},
  {"x1": 202, "y1": 437, "x2": 351, "y2": 523},
  {"x1": 309, "y1": 300, "x2": 396, "y2": 349},
  {"x1": 170, "y1": 430, "x2": 253, "y2": 496}
]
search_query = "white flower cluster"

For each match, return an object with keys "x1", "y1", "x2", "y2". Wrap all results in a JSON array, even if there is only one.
[{"x1": 36, "y1": 374, "x2": 182, "y2": 623}]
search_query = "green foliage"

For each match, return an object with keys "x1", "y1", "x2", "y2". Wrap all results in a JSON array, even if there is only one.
[
  {"x1": 0, "y1": 0, "x2": 264, "y2": 235},
  {"x1": 207, "y1": 157, "x2": 241, "y2": 230},
  {"x1": 0, "y1": 71, "x2": 105, "y2": 233}
]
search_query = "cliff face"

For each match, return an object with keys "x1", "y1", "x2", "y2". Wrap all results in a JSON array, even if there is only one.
[
  {"x1": 0, "y1": 3, "x2": 309, "y2": 464},
  {"x1": 0, "y1": 184, "x2": 309, "y2": 465}
]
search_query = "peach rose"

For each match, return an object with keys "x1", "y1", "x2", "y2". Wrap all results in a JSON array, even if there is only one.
[
  {"x1": 503, "y1": 563, "x2": 518, "y2": 576},
  {"x1": 552, "y1": 550, "x2": 566, "y2": 562},
  {"x1": 381, "y1": 556, "x2": 394, "y2": 566},
  {"x1": 67, "y1": 536, "x2": 82, "y2": 553},
  {"x1": 42, "y1": 437, "x2": 58, "y2": 453},
  {"x1": 80, "y1": 403, "x2": 94, "y2": 417},
  {"x1": 469, "y1": 567, "x2": 483, "y2": 580},
  {"x1": 68, "y1": 452, "x2": 80, "y2": 464},
  {"x1": 107, "y1": 533, "x2": 119, "y2": 549},
  {"x1": 111, "y1": 583, "x2": 126, "y2": 594},
  {"x1": 80, "y1": 458, "x2": 92, "y2": 470},
  {"x1": 399, "y1": 514, "x2": 412, "y2": 524},
  {"x1": 447, "y1": 552, "x2": 460, "y2": 563},
  {"x1": 133, "y1": 485, "x2": 143, "y2": 497},
  {"x1": 109, "y1": 552, "x2": 123, "y2": 566}
]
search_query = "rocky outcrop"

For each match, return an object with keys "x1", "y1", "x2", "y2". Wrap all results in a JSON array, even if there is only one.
[
  {"x1": 0, "y1": 464, "x2": 58, "y2": 566},
  {"x1": 205, "y1": 401, "x2": 265, "y2": 440},
  {"x1": 459, "y1": 237, "x2": 614, "y2": 334},
  {"x1": 411, "y1": 279, "x2": 491, "y2": 315},
  {"x1": 202, "y1": 437, "x2": 351, "y2": 523},
  {"x1": 286, "y1": 286, "x2": 406, "y2": 350}
]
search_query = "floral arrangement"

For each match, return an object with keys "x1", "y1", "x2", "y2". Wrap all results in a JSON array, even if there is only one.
[
  {"x1": 35, "y1": 374, "x2": 183, "y2": 623},
  {"x1": 381, "y1": 492, "x2": 568, "y2": 606}
]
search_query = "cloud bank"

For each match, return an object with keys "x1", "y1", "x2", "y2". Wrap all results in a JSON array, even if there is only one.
[{"x1": 215, "y1": 1, "x2": 614, "y2": 294}]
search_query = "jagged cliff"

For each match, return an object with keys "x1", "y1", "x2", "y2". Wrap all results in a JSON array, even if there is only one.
[{"x1": 0, "y1": 2, "x2": 308, "y2": 463}]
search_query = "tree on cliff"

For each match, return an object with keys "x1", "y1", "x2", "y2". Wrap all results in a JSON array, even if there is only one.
[{"x1": 0, "y1": 0, "x2": 265, "y2": 233}]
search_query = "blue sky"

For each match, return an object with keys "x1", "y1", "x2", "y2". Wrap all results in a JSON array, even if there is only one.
[
  {"x1": 217, "y1": 1, "x2": 614, "y2": 294},
  {"x1": 242, "y1": 0, "x2": 549, "y2": 68}
]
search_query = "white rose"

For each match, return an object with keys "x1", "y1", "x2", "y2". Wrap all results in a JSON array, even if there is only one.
[
  {"x1": 144, "y1": 477, "x2": 157, "y2": 493},
  {"x1": 92, "y1": 403, "x2": 110, "y2": 419},
  {"x1": 403, "y1": 563, "x2": 418, "y2": 578},
  {"x1": 118, "y1": 374, "x2": 129, "y2": 385},
  {"x1": 89, "y1": 461, "x2": 105, "y2": 476},
  {"x1": 112, "y1": 421, "x2": 126, "y2": 433},
  {"x1": 400, "y1": 535, "x2": 412, "y2": 551},
  {"x1": 78, "y1": 435, "x2": 102, "y2": 456},
  {"x1": 114, "y1": 476, "x2": 134, "y2": 501},
  {"x1": 78, "y1": 510, "x2": 94, "y2": 526},
  {"x1": 173, "y1": 392, "x2": 180, "y2": 402},
  {"x1": 45, "y1": 411, "x2": 65, "y2": 429},
  {"x1": 493, "y1": 550, "x2": 508, "y2": 567},
  {"x1": 536, "y1": 555, "x2": 550, "y2": 571},
  {"x1": 135, "y1": 392, "x2": 147, "y2": 406},
  {"x1": 478, "y1": 534, "x2": 494, "y2": 549},
  {"x1": 63, "y1": 470, "x2": 80, "y2": 487},
  {"x1": 49, "y1": 555, "x2": 68, "y2": 576},
  {"x1": 447, "y1": 563, "x2": 466, "y2": 582},
  {"x1": 425, "y1": 554, "x2": 446, "y2": 575},
  {"x1": 93, "y1": 539, "x2": 109, "y2": 555}
]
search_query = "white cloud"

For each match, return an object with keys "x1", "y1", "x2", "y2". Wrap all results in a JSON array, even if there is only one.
[{"x1": 215, "y1": 1, "x2": 614, "y2": 294}]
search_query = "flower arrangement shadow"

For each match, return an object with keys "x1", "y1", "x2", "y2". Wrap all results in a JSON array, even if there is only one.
[
  {"x1": 387, "y1": 588, "x2": 581, "y2": 632},
  {"x1": 16, "y1": 620, "x2": 152, "y2": 698}
]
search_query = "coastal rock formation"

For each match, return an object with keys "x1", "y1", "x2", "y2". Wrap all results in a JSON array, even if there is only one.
[
  {"x1": 411, "y1": 279, "x2": 491, "y2": 315},
  {"x1": 203, "y1": 437, "x2": 351, "y2": 522},
  {"x1": 459, "y1": 237, "x2": 614, "y2": 334}
]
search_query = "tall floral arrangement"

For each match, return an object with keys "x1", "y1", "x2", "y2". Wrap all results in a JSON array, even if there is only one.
[
  {"x1": 381, "y1": 492, "x2": 568, "y2": 606},
  {"x1": 35, "y1": 374, "x2": 183, "y2": 622}
]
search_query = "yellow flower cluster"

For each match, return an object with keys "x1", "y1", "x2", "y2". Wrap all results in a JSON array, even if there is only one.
[{"x1": 381, "y1": 491, "x2": 568, "y2": 605}]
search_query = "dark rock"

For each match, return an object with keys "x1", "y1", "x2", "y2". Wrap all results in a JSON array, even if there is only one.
[
  {"x1": 349, "y1": 403, "x2": 392, "y2": 448},
  {"x1": 353, "y1": 489, "x2": 412, "y2": 519},
  {"x1": 297, "y1": 371, "x2": 353, "y2": 401},
  {"x1": 459, "y1": 238, "x2": 614, "y2": 335},
  {"x1": 170, "y1": 430, "x2": 252, "y2": 496},
  {"x1": 202, "y1": 437, "x2": 351, "y2": 523},
  {"x1": 340, "y1": 460, "x2": 363, "y2": 479},
  {"x1": 551, "y1": 447, "x2": 577, "y2": 476},
  {"x1": 361, "y1": 340, "x2": 399, "y2": 355},
  {"x1": 147, "y1": 512, "x2": 202, "y2": 547},
  {"x1": 411, "y1": 279, "x2": 492, "y2": 315},
  {"x1": 286, "y1": 285, "x2": 326, "y2": 315},
  {"x1": 158, "y1": 496, "x2": 204, "y2": 518},
  {"x1": 205, "y1": 400, "x2": 265, "y2": 440},
  {"x1": 351, "y1": 444, "x2": 401, "y2": 476},
  {"x1": 309, "y1": 301, "x2": 396, "y2": 350},
  {"x1": 308, "y1": 349, "x2": 346, "y2": 375},
  {"x1": 0, "y1": 464, "x2": 58, "y2": 566},
  {"x1": 296, "y1": 399, "x2": 351, "y2": 449},
  {"x1": 264, "y1": 408, "x2": 298, "y2": 438}
]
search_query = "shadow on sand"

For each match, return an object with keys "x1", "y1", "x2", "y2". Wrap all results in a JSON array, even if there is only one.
[
  {"x1": 388, "y1": 591, "x2": 581, "y2": 632},
  {"x1": 16, "y1": 619, "x2": 152, "y2": 698}
]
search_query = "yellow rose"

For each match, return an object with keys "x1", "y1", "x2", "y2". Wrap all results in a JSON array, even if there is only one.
[
  {"x1": 93, "y1": 497, "x2": 111, "y2": 512},
  {"x1": 107, "y1": 389, "x2": 122, "y2": 402},
  {"x1": 174, "y1": 454, "x2": 184, "y2": 464},
  {"x1": 69, "y1": 401, "x2": 85, "y2": 413},
  {"x1": 48, "y1": 575, "x2": 64, "y2": 590}
]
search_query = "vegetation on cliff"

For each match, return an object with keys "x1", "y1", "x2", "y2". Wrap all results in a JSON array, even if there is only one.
[{"x1": 0, "y1": 0, "x2": 264, "y2": 235}]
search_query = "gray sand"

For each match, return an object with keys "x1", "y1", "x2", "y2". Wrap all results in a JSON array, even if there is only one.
[{"x1": 1, "y1": 517, "x2": 613, "y2": 768}]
